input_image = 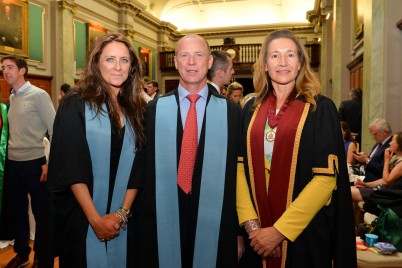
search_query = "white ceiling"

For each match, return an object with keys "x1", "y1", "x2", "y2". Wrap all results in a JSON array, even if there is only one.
[{"x1": 147, "y1": 0, "x2": 315, "y2": 31}]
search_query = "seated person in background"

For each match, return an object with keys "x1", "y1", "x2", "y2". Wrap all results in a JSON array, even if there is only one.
[
  {"x1": 341, "y1": 121, "x2": 358, "y2": 183},
  {"x1": 225, "y1": 81, "x2": 243, "y2": 105},
  {"x1": 351, "y1": 131, "x2": 402, "y2": 202},
  {"x1": 353, "y1": 118, "x2": 392, "y2": 182}
]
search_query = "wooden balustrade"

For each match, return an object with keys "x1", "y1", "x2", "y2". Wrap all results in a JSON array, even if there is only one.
[{"x1": 159, "y1": 43, "x2": 319, "y2": 73}]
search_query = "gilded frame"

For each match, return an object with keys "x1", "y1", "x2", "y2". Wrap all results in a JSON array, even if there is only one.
[
  {"x1": 0, "y1": 0, "x2": 29, "y2": 57},
  {"x1": 87, "y1": 24, "x2": 107, "y2": 51},
  {"x1": 353, "y1": 0, "x2": 364, "y2": 40},
  {"x1": 139, "y1": 47, "x2": 152, "y2": 79}
]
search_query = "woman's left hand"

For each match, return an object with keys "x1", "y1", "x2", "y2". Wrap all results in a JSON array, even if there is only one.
[{"x1": 249, "y1": 226, "x2": 285, "y2": 257}]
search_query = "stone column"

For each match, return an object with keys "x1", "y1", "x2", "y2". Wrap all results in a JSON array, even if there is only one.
[
  {"x1": 49, "y1": 0, "x2": 76, "y2": 106},
  {"x1": 331, "y1": 0, "x2": 352, "y2": 107},
  {"x1": 361, "y1": 0, "x2": 402, "y2": 151}
]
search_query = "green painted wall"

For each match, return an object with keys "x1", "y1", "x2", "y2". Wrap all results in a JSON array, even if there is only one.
[
  {"x1": 28, "y1": 3, "x2": 43, "y2": 62},
  {"x1": 74, "y1": 21, "x2": 87, "y2": 69}
]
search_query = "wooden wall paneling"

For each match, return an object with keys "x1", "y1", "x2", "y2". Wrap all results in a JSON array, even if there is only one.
[
  {"x1": 0, "y1": 72, "x2": 53, "y2": 101},
  {"x1": 164, "y1": 79, "x2": 179, "y2": 94},
  {"x1": 347, "y1": 54, "x2": 363, "y2": 91}
]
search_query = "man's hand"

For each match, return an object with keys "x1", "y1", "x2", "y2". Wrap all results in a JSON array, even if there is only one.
[
  {"x1": 353, "y1": 151, "x2": 369, "y2": 164},
  {"x1": 40, "y1": 163, "x2": 48, "y2": 182}
]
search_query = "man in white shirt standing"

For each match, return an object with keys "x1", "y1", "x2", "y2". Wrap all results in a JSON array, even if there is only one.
[
  {"x1": 207, "y1": 50, "x2": 234, "y2": 94},
  {"x1": 1, "y1": 55, "x2": 55, "y2": 268}
]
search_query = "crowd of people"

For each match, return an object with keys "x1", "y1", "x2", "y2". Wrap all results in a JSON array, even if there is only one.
[{"x1": 3, "y1": 28, "x2": 400, "y2": 268}]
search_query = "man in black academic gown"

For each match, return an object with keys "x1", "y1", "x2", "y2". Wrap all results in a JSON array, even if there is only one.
[{"x1": 133, "y1": 34, "x2": 242, "y2": 267}]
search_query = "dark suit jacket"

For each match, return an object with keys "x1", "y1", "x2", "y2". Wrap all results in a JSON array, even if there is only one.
[
  {"x1": 133, "y1": 84, "x2": 242, "y2": 268},
  {"x1": 365, "y1": 136, "x2": 392, "y2": 182},
  {"x1": 338, "y1": 99, "x2": 362, "y2": 143}
]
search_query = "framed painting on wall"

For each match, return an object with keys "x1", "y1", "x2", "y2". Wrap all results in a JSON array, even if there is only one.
[
  {"x1": 87, "y1": 24, "x2": 107, "y2": 51},
  {"x1": 139, "y1": 47, "x2": 152, "y2": 79},
  {"x1": 354, "y1": 0, "x2": 364, "y2": 40},
  {"x1": 0, "y1": 0, "x2": 28, "y2": 57}
]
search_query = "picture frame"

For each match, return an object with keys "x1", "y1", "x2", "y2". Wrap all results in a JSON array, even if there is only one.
[
  {"x1": 139, "y1": 47, "x2": 152, "y2": 79},
  {"x1": 0, "y1": 0, "x2": 29, "y2": 57},
  {"x1": 87, "y1": 24, "x2": 107, "y2": 51},
  {"x1": 353, "y1": 0, "x2": 364, "y2": 40}
]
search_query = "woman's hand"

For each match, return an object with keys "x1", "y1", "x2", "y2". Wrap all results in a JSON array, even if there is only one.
[
  {"x1": 354, "y1": 179, "x2": 368, "y2": 188},
  {"x1": 384, "y1": 148, "x2": 393, "y2": 162},
  {"x1": 249, "y1": 226, "x2": 285, "y2": 257},
  {"x1": 90, "y1": 214, "x2": 120, "y2": 242},
  {"x1": 237, "y1": 236, "x2": 245, "y2": 262}
]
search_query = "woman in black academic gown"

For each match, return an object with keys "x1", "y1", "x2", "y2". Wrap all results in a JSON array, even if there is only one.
[{"x1": 41, "y1": 33, "x2": 146, "y2": 268}]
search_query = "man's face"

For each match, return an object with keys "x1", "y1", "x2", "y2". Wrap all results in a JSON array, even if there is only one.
[
  {"x1": 147, "y1": 83, "x2": 157, "y2": 96},
  {"x1": 221, "y1": 56, "x2": 234, "y2": 85},
  {"x1": 174, "y1": 35, "x2": 213, "y2": 92},
  {"x1": 1, "y1": 59, "x2": 25, "y2": 87},
  {"x1": 369, "y1": 126, "x2": 387, "y2": 143}
]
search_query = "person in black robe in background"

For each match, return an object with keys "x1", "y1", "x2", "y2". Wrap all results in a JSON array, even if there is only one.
[
  {"x1": 40, "y1": 33, "x2": 146, "y2": 267},
  {"x1": 133, "y1": 34, "x2": 242, "y2": 268}
]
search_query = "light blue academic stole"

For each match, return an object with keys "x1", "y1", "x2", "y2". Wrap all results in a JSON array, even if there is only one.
[
  {"x1": 85, "y1": 104, "x2": 135, "y2": 268},
  {"x1": 155, "y1": 94, "x2": 228, "y2": 268}
]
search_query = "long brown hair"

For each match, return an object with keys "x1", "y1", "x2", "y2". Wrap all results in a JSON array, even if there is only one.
[
  {"x1": 75, "y1": 32, "x2": 146, "y2": 150},
  {"x1": 252, "y1": 29, "x2": 320, "y2": 109}
]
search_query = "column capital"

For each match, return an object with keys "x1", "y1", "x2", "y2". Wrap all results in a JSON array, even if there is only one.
[{"x1": 58, "y1": 1, "x2": 77, "y2": 14}]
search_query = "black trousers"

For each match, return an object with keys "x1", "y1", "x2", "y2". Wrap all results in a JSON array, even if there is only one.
[{"x1": 8, "y1": 157, "x2": 47, "y2": 258}]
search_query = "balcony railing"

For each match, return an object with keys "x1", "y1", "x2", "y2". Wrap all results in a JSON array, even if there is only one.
[
  {"x1": 160, "y1": 44, "x2": 261, "y2": 72},
  {"x1": 160, "y1": 43, "x2": 319, "y2": 73}
]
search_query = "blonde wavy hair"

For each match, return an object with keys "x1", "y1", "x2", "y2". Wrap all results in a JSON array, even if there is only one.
[{"x1": 252, "y1": 29, "x2": 320, "y2": 110}]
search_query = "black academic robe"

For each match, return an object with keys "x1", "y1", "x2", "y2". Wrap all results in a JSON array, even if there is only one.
[
  {"x1": 240, "y1": 95, "x2": 357, "y2": 268},
  {"x1": 133, "y1": 85, "x2": 241, "y2": 268},
  {"x1": 40, "y1": 93, "x2": 142, "y2": 268}
]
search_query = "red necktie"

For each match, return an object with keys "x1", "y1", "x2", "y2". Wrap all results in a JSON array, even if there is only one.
[{"x1": 177, "y1": 94, "x2": 201, "y2": 194}]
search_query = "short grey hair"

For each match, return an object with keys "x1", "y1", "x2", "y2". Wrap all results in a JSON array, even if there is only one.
[{"x1": 370, "y1": 118, "x2": 392, "y2": 134}]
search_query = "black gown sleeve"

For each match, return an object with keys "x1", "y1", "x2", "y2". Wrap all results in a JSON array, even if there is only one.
[{"x1": 47, "y1": 93, "x2": 93, "y2": 192}]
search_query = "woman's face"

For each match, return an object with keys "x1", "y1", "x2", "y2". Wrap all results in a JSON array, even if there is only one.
[
  {"x1": 99, "y1": 41, "x2": 131, "y2": 94},
  {"x1": 229, "y1": 89, "x2": 242, "y2": 104},
  {"x1": 265, "y1": 38, "x2": 300, "y2": 89},
  {"x1": 389, "y1": 134, "x2": 400, "y2": 153}
]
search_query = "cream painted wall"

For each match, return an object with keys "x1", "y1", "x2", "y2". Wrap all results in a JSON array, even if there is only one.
[
  {"x1": 359, "y1": 0, "x2": 402, "y2": 152},
  {"x1": 383, "y1": 0, "x2": 402, "y2": 134}
]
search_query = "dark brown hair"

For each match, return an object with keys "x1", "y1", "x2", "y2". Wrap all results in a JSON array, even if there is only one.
[
  {"x1": 341, "y1": 121, "x2": 353, "y2": 141},
  {"x1": 1, "y1": 55, "x2": 28, "y2": 78},
  {"x1": 75, "y1": 32, "x2": 146, "y2": 150}
]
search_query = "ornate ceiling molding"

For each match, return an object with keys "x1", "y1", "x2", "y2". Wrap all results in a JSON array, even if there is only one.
[{"x1": 58, "y1": 1, "x2": 77, "y2": 14}]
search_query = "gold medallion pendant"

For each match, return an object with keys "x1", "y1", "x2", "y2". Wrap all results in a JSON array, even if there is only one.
[{"x1": 265, "y1": 130, "x2": 275, "y2": 142}]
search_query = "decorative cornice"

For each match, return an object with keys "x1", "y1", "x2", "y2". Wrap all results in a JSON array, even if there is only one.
[
  {"x1": 121, "y1": 29, "x2": 137, "y2": 41},
  {"x1": 109, "y1": 0, "x2": 144, "y2": 13},
  {"x1": 58, "y1": 1, "x2": 77, "y2": 15},
  {"x1": 180, "y1": 24, "x2": 315, "y2": 38}
]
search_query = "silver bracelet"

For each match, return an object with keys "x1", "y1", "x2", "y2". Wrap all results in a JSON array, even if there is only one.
[{"x1": 243, "y1": 219, "x2": 261, "y2": 235}]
